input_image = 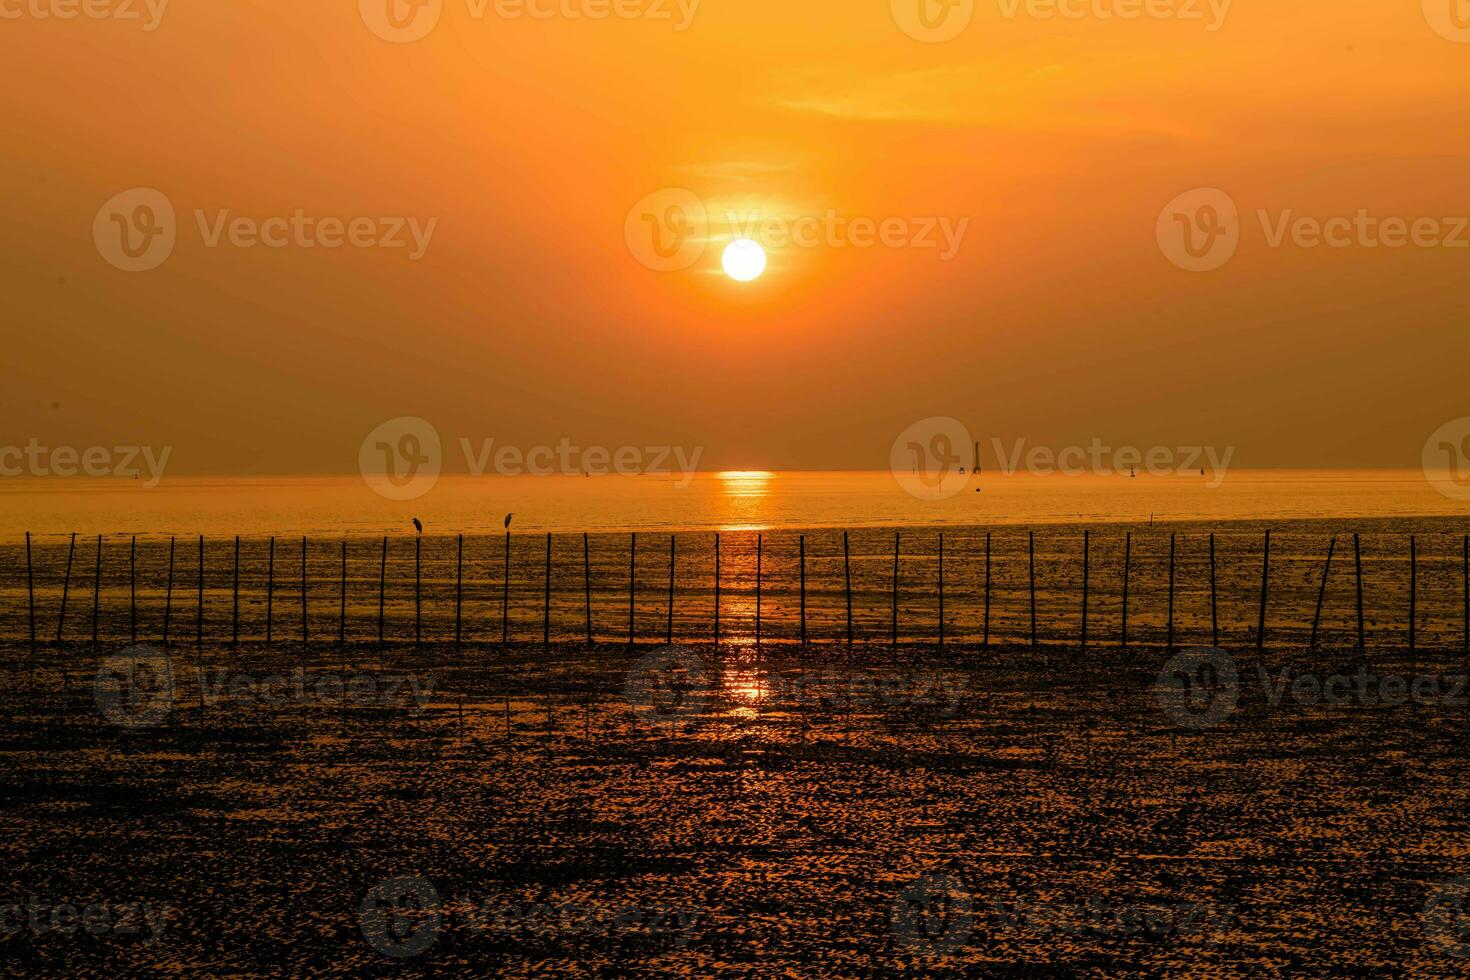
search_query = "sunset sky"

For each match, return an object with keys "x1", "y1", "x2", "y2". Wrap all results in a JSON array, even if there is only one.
[{"x1": 4, "y1": 0, "x2": 1469, "y2": 474}]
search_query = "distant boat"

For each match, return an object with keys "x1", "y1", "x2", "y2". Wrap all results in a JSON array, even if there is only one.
[{"x1": 1130, "y1": 467, "x2": 1136, "y2": 478}]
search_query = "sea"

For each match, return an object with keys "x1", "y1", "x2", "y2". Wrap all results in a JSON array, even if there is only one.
[{"x1": 4, "y1": 469, "x2": 1465, "y2": 541}]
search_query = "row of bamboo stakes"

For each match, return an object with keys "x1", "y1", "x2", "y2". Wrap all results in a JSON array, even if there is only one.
[{"x1": 17, "y1": 530, "x2": 1470, "y2": 654}]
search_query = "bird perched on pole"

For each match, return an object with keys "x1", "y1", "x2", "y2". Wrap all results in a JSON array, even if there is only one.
[
  {"x1": 504, "y1": 514, "x2": 514, "y2": 530},
  {"x1": 412, "y1": 518, "x2": 423, "y2": 535}
]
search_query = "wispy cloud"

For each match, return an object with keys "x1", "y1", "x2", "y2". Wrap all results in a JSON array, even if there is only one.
[
  {"x1": 677, "y1": 160, "x2": 803, "y2": 182},
  {"x1": 767, "y1": 60, "x2": 1196, "y2": 138},
  {"x1": 772, "y1": 64, "x2": 1006, "y2": 123}
]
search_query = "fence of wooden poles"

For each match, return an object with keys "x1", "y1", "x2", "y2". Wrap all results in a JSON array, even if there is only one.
[{"x1": 12, "y1": 528, "x2": 1470, "y2": 655}]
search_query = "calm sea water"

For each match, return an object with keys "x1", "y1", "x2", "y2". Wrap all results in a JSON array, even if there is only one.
[{"x1": 3, "y1": 470, "x2": 1464, "y2": 541}]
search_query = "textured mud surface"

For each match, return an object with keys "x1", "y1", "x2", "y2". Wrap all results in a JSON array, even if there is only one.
[{"x1": 2, "y1": 639, "x2": 1470, "y2": 975}]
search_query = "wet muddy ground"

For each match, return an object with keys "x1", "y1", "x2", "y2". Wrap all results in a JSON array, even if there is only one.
[{"x1": 3, "y1": 639, "x2": 1470, "y2": 975}]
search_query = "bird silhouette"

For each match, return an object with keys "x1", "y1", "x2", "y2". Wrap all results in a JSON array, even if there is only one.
[
  {"x1": 504, "y1": 513, "x2": 514, "y2": 530},
  {"x1": 412, "y1": 518, "x2": 423, "y2": 535}
]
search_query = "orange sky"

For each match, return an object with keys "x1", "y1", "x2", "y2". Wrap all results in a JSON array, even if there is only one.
[{"x1": 3, "y1": 0, "x2": 1469, "y2": 473}]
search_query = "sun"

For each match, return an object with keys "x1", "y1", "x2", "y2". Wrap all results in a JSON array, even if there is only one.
[{"x1": 721, "y1": 239, "x2": 766, "y2": 282}]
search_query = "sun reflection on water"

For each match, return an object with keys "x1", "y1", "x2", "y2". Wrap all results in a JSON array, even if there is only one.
[
  {"x1": 717, "y1": 471, "x2": 775, "y2": 498},
  {"x1": 721, "y1": 662, "x2": 767, "y2": 721},
  {"x1": 716, "y1": 471, "x2": 775, "y2": 532}
]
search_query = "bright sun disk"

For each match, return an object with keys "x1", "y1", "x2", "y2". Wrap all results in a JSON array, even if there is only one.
[{"x1": 722, "y1": 239, "x2": 766, "y2": 282}]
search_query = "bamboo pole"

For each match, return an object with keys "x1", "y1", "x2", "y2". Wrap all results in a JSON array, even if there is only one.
[
  {"x1": 1081, "y1": 530, "x2": 1089, "y2": 651},
  {"x1": 232, "y1": 536, "x2": 241, "y2": 646},
  {"x1": 266, "y1": 536, "x2": 275, "y2": 645},
  {"x1": 1122, "y1": 532, "x2": 1130, "y2": 648},
  {"x1": 1256, "y1": 530, "x2": 1270, "y2": 651},
  {"x1": 129, "y1": 536, "x2": 137, "y2": 644},
  {"x1": 1028, "y1": 531, "x2": 1037, "y2": 647},
  {"x1": 983, "y1": 532, "x2": 991, "y2": 648},
  {"x1": 455, "y1": 534, "x2": 464, "y2": 646},
  {"x1": 891, "y1": 532, "x2": 900, "y2": 647},
  {"x1": 1463, "y1": 535, "x2": 1468, "y2": 656},
  {"x1": 414, "y1": 534, "x2": 421, "y2": 647},
  {"x1": 714, "y1": 533, "x2": 722, "y2": 648},
  {"x1": 666, "y1": 534, "x2": 676, "y2": 645},
  {"x1": 504, "y1": 530, "x2": 513, "y2": 645},
  {"x1": 378, "y1": 536, "x2": 387, "y2": 646},
  {"x1": 1309, "y1": 536, "x2": 1335, "y2": 653},
  {"x1": 301, "y1": 536, "x2": 308, "y2": 646},
  {"x1": 1409, "y1": 535, "x2": 1417, "y2": 655},
  {"x1": 756, "y1": 533, "x2": 763, "y2": 648},
  {"x1": 163, "y1": 536, "x2": 174, "y2": 645},
  {"x1": 1354, "y1": 533, "x2": 1365, "y2": 651},
  {"x1": 1167, "y1": 533, "x2": 1176, "y2": 652},
  {"x1": 25, "y1": 532, "x2": 35, "y2": 657},
  {"x1": 544, "y1": 532, "x2": 553, "y2": 650},
  {"x1": 1209, "y1": 533, "x2": 1218, "y2": 648},
  {"x1": 938, "y1": 532, "x2": 946, "y2": 647},
  {"x1": 92, "y1": 534, "x2": 102, "y2": 648},
  {"x1": 584, "y1": 532, "x2": 593, "y2": 647},
  {"x1": 57, "y1": 532, "x2": 75, "y2": 644},
  {"x1": 800, "y1": 535, "x2": 808, "y2": 648},
  {"x1": 196, "y1": 535, "x2": 205, "y2": 712},
  {"x1": 628, "y1": 532, "x2": 636, "y2": 646},
  {"x1": 197, "y1": 535, "x2": 204, "y2": 650},
  {"x1": 843, "y1": 531, "x2": 852, "y2": 648},
  {"x1": 339, "y1": 539, "x2": 347, "y2": 647}
]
